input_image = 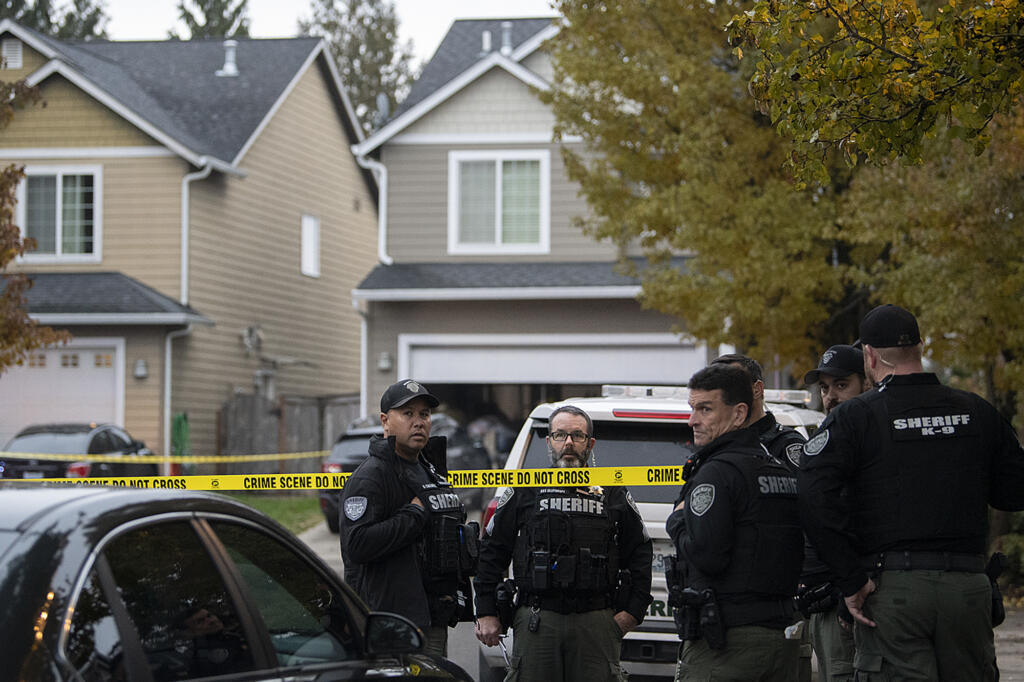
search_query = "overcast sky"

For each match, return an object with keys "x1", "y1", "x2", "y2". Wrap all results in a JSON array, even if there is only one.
[{"x1": 101, "y1": 0, "x2": 557, "y2": 66}]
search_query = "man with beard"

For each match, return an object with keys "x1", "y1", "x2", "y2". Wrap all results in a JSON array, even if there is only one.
[
  {"x1": 798, "y1": 344, "x2": 868, "y2": 682},
  {"x1": 474, "y1": 405, "x2": 653, "y2": 681},
  {"x1": 667, "y1": 364, "x2": 803, "y2": 681}
]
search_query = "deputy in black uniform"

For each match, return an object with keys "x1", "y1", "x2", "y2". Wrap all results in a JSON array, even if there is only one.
[
  {"x1": 339, "y1": 379, "x2": 475, "y2": 657},
  {"x1": 474, "y1": 405, "x2": 653, "y2": 682},
  {"x1": 799, "y1": 304, "x2": 1024, "y2": 680},
  {"x1": 667, "y1": 364, "x2": 803, "y2": 681},
  {"x1": 711, "y1": 353, "x2": 806, "y2": 471}
]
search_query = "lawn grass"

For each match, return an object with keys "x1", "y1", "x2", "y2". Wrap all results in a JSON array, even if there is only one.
[{"x1": 226, "y1": 492, "x2": 324, "y2": 535}]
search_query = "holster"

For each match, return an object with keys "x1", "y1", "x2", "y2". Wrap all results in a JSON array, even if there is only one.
[
  {"x1": 987, "y1": 552, "x2": 1008, "y2": 628},
  {"x1": 495, "y1": 579, "x2": 517, "y2": 630}
]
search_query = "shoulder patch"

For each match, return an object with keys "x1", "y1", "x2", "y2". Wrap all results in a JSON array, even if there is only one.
[
  {"x1": 786, "y1": 442, "x2": 803, "y2": 468},
  {"x1": 689, "y1": 483, "x2": 716, "y2": 516},
  {"x1": 344, "y1": 496, "x2": 368, "y2": 521},
  {"x1": 804, "y1": 430, "x2": 830, "y2": 457},
  {"x1": 496, "y1": 487, "x2": 515, "y2": 510}
]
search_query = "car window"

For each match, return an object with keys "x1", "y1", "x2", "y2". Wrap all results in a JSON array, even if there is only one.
[
  {"x1": 88, "y1": 432, "x2": 115, "y2": 455},
  {"x1": 67, "y1": 570, "x2": 123, "y2": 680},
  {"x1": 102, "y1": 521, "x2": 257, "y2": 680},
  {"x1": 107, "y1": 428, "x2": 134, "y2": 451},
  {"x1": 330, "y1": 436, "x2": 373, "y2": 459},
  {"x1": 523, "y1": 421, "x2": 695, "y2": 504},
  {"x1": 210, "y1": 521, "x2": 359, "y2": 666},
  {"x1": 4, "y1": 432, "x2": 91, "y2": 454}
]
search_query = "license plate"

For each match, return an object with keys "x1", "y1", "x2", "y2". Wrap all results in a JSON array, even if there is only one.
[
  {"x1": 651, "y1": 539, "x2": 674, "y2": 574},
  {"x1": 23, "y1": 471, "x2": 43, "y2": 479}
]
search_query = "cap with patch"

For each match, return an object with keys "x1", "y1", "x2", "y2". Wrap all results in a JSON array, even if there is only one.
[
  {"x1": 856, "y1": 304, "x2": 921, "y2": 349},
  {"x1": 380, "y1": 379, "x2": 440, "y2": 413},
  {"x1": 803, "y1": 344, "x2": 864, "y2": 385}
]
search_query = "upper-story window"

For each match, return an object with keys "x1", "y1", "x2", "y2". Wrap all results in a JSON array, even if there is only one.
[
  {"x1": 447, "y1": 150, "x2": 550, "y2": 255},
  {"x1": 301, "y1": 214, "x2": 320, "y2": 277},
  {"x1": 17, "y1": 165, "x2": 102, "y2": 263}
]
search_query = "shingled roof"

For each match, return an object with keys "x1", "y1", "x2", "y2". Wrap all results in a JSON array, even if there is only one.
[
  {"x1": 14, "y1": 272, "x2": 210, "y2": 324},
  {"x1": 1, "y1": 19, "x2": 362, "y2": 171}
]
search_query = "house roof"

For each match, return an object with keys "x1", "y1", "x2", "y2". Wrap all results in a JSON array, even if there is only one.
[
  {"x1": 0, "y1": 19, "x2": 364, "y2": 174},
  {"x1": 354, "y1": 17, "x2": 558, "y2": 156},
  {"x1": 352, "y1": 259, "x2": 688, "y2": 301},
  {"x1": 16, "y1": 272, "x2": 212, "y2": 325}
]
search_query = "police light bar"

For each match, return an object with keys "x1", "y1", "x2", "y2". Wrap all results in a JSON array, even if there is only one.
[
  {"x1": 611, "y1": 409, "x2": 691, "y2": 420},
  {"x1": 601, "y1": 385, "x2": 691, "y2": 400},
  {"x1": 762, "y1": 389, "x2": 813, "y2": 406}
]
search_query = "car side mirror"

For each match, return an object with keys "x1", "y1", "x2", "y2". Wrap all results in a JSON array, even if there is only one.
[{"x1": 364, "y1": 612, "x2": 423, "y2": 655}]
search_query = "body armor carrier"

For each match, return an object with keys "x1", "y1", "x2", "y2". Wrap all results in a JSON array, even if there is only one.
[{"x1": 512, "y1": 487, "x2": 618, "y2": 598}]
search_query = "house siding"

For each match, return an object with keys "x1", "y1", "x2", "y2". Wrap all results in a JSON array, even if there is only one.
[
  {"x1": 181, "y1": 58, "x2": 377, "y2": 455},
  {"x1": 0, "y1": 74, "x2": 159, "y2": 147},
  {"x1": 365, "y1": 298, "x2": 679, "y2": 403}
]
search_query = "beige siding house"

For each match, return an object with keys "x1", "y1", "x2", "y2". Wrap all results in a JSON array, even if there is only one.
[
  {"x1": 0, "y1": 20, "x2": 377, "y2": 456},
  {"x1": 350, "y1": 18, "x2": 705, "y2": 424}
]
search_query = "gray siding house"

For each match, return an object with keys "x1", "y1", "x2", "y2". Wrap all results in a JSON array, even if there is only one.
[{"x1": 351, "y1": 18, "x2": 707, "y2": 422}]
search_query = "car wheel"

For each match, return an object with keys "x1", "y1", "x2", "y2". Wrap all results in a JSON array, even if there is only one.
[
  {"x1": 326, "y1": 511, "x2": 339, "y2": 534},
  {"x1": 478, "y1": 649, "x2": 507, "y2": 682}
]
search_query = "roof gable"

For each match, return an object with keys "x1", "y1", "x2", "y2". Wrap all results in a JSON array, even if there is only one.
[
  {"x1": 354, "y1": 17, "x2": 558, "y2": 156},
  {"x1": 0, "y1": 19, "x2": 364, "y2": 174}
]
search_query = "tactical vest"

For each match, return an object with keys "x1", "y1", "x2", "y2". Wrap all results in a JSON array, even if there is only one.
[
  {"x1": 407, "y1": 464, "x2": 478, "y2": 590},
  {"x1": 513, "y1": 486, "x2": 619, "y2": 597},
  {"x1": 853, "y1": 385, "x2": 989, "y2": 554},
  {"x1": 684, "y1": 452, "x2": 802, "y2": 600}
]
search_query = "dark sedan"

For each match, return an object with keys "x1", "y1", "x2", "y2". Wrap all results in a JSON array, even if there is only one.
[
  {"x1": 0, "y1": 423, "x2": 158, "y2": 479},
  {"x1": 0, "y1": 486, "x2": 473, "y2": 681}
]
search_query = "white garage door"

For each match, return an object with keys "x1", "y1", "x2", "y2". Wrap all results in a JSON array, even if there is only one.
[
  {"x1": 398, "y1": 333, "x2": 708, "y2": 384},
  {"x1": 0, "y1": 338, "x2": 124, "y2": 447}
]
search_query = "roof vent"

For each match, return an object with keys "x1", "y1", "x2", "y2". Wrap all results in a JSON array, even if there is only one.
[
  {"x1": 216, "y1": 39, "x2": 239, "y2": 77},
  {"x1": 479, "y1": 30, "x2": 492, "y2": 56},
  {"x1": 500, "y1": 21, "x2": 513, "y2": 56},
  {"x1": 1, "y1": 39, "x2": 23, "y2": 69}
]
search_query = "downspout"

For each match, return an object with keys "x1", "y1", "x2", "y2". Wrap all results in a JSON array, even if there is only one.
[
  {"x1": 181, "y1": 158, "x2": 214, "y2": 305},
  {"x1": 163, "y1": 324, "x2": 193, "y2": 474},
  {"x1": 354, "y1": 154, "x2": 393, "y2": 265},
  {"x1": 353, "y1": 298, "x2": 368, "y2": 417}
]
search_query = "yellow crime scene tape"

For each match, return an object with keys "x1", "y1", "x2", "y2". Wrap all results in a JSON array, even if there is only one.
[
  {"x1": 0, "y1": 450, "x2": 327, "y2": 464},
  {"x1": 0, "y1": 466, "x2": 688, "y2": 492}
]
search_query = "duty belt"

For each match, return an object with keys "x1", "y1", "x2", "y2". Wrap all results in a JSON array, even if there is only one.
[
  {"x1": 864, "y1": 551, "x2": 986, "y2": 573},
  {"x1": 718, "y1": 599, "x2": 794, "y2": 629},
  {"x1": 529, "y1": 592, "x2": 611, "y2": 615}
]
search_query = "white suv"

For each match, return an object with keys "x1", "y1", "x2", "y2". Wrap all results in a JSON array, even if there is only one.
[{"x1": 478, "y1": 384, "x2": 824, "y2": 682}]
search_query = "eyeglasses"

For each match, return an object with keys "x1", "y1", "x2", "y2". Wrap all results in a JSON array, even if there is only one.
[{"x1": 549, "y1": 431, "x2": 590, "y2": 443}]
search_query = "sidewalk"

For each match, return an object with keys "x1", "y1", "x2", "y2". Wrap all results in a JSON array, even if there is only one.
[{"x1": 999, "y1": 609, "x2": 1024, "y2": 680}]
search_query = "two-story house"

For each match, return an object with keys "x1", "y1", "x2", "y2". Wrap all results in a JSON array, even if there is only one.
[
  {"x1": 0, "y1": 20, "x2": 379, "y2": 456},
  {"x1": 350, "y1": 18, "x2": 708, "y2": 422}
]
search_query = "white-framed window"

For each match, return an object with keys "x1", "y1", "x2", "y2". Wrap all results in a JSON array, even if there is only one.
[
  {"x1": 16, "y1": 165, "x2": 102, "y2": 263},
  {"x1": 1, "y1": 39, "x2": 23, "y2": 69},
  {"x1": 301, "y1": 214, "x2": 320, "y2": 277},
  {"x1": 447, "y1": 149, "x2": 550, "y2": 255}
]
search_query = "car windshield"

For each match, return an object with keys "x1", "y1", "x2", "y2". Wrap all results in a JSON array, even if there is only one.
[
  {"x1": 523, "y1": 421, "x2": 695, "y2": 504},
  {"x1": 330, "y1": 435, "x2": 374, "y2": 460},
  {"x1": 4, "y1": 432, "x2": 91, "y2": 454}
]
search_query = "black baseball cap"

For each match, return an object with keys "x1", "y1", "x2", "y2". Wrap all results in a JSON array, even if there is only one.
[
  {"x1": 379, "y1": 379, "x2": 440, "y2": 413},
  {"x1": 856, "y1": 304, "x2": 921, "y2": 348},
  {"x1": 803, "y1": 344, "x2": 864, "y2": 385}
]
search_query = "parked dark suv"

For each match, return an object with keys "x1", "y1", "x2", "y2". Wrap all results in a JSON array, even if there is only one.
[
  {"x1": 0, "y1": 423, "x2": 158, "y2": 479},
  {"x1": 319, "y1": 414, "x2": 492, "y2": 532}
]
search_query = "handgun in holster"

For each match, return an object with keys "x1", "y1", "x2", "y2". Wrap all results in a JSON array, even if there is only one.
[
  {"x1": 495, "y1": 578, "x2": 517, "y2": 631},
  {"x1": 987, "y1": 552, "x2": 1008, "y2": 627},
  {"x1": 698, "y1": 588, "x2": 726, "y2": 650},
  {"x1": 614, "y1": 568, "x2": 632, "y2": 612},
  {"x1": 793, "y1": 582, "x2": 839, "y2": 618},
  {"x1": 665, "y1": 555, "x2": 701, "y2": 641}
]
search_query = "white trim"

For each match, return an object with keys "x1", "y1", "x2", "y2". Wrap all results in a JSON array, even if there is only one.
[
  {"x1": 354, "y1": 299, "x2": 368, "y2": 418},
  {"x1": 318, "y1": 41, "x2": 365, "y2": 143},
  {"x1": 0, "y1": 20, "x2": 61, "y2": 60},
  {"x1": 397, "y1": 332, "x2": 693, "y2": 379},
  {"x1": 510, "y1": 23, "x2": 560, "y2": 62},
  {"x1": 390, "y1": 132, "x2": 582, "y2": 145},
  {"x1": 447, "y1": 149, "x2": 550, "y2": 255},
  {"x1": 25, "y1": 58, "x2": 237, "y2": 174},
  {"x1": 0, "y1": 146, "x2": 174, "y2": 159},
  {"x1": 31, "y1": 313, "x2": 212, "y2": 325},
  {"x1": 181, "y1": 162, "x2": 213, "y2": 305},
  {"x1": 66, "y1": 336, "x2": 126, "y2": 428},
  {"x1": 352, "y1": 285, "x2": 641, "y2": 302},
  {"x1": 16, "y1": 163, "x2": 103, "y2": 264},
  {"x1": 354, "y1": 52, "x2": 552, "y2": 156},
  {"x1": 353, "y1": 155, "x2": 392, "y2": 264}
]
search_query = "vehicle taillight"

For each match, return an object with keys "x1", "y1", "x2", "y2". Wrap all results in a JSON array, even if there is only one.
[
  {"x1": 321, "y1": 462, "x2": 343, "y2": 474},
  {"x1": 481, "y1": 496, "x2": 499, "y2": 535},
  {"x1": 66, "y1": 461, "x2": 91, "y2": 478}
]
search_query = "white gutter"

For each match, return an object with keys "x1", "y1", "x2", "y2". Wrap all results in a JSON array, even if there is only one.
[
  {"x1": 180, "y1": 160, "x2": 213, "y2": 305},
  {"x1": 163, "y1": 324, "x2": 194, "y2": 474},
  {"x1": 353, "y1": 153, "x2": 393, "y2": 265},
  {"x1": 353, "y1": 298, "x2": 368, "y2": 417}
]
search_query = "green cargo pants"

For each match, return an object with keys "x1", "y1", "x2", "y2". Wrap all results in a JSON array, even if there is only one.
[
  {"x1": 505, "y1": 607, "x2": 626, "y2": 682},
  {"x1": 809, "y1": 606, "x2": 854, "y2": 681},
  {"x1": 852, "y1": 570, "x2": 997, "y2": 681},
  {"x1": 674, "y1": 625, "x2": 798, "y2": 681}
]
